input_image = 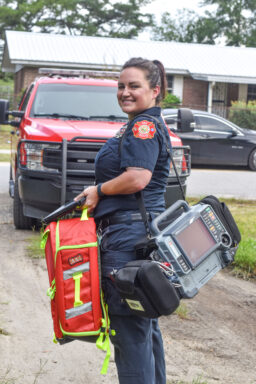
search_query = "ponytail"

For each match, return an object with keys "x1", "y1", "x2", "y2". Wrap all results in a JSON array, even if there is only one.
[{"x1": 152, "y1": 60, "x2": 167, "y2": 104}]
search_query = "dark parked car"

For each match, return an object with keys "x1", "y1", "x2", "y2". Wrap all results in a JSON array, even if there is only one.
[{"x1": 163, "y1": 109, "x2": 256, "y2": 171}]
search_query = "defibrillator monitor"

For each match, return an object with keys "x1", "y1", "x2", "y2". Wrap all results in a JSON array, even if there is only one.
[
  {"x1": 173, "y1": 216, "x2": 218, "y2": 268},
  {"x1": 150, "y1": 201, "x2": 233, "y2": 298}
]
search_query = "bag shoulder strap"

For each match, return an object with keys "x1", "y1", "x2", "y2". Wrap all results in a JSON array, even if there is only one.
[
  {"x1": 137, "y1": 114, "x2": 186, "y2": 201},
  {"x1": 118, "y1": 113, "x2": 186, "y2": 237}
]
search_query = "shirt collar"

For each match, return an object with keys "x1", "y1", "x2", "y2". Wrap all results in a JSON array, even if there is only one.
[{"x1": 140, "y1": 106, "x2": 161, "y2": 117}]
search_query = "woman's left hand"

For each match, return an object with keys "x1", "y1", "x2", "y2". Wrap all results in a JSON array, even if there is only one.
[{"x1": 74, "y1": 186, "x2": 99, "y2": 214}]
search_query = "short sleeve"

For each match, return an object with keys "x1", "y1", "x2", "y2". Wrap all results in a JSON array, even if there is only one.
[{"x1": 120, "y1": 118, "x2": 161, "y2": 172}]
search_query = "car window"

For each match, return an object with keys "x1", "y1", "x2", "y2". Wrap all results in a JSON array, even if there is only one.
[
  {"x1": 196, "y1": 115, "x2": 234, "y2": 133},
  {"x1": 20, "y1": 84, "x2": 34, "y2": 111}
]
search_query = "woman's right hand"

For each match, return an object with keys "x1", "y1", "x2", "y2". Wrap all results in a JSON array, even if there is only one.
[{"x1": 74, "y1": 186, "x2": 100, "y2": 214}]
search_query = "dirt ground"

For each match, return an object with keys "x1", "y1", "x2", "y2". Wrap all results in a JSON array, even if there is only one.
[{"x1": 0, "y1": 192, "x2": 256, "y2": 384}]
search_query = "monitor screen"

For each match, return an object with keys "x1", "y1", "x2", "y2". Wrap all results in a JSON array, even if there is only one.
[{"x1": 175, "y1": 217, "x2": 216, "y2": 266}]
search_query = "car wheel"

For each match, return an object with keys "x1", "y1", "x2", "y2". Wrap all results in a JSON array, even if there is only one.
[
  {"x1": 248, "y1": 149, "x2": 256, "y2": 171},
  {"x1": 13, "y1": 179, "x2": 34, "y2": 229}
]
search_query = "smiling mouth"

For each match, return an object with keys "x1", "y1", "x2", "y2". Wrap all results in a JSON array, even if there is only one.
[{"x1": 122, "y1": 99, "x2": 134, "y2": 104}]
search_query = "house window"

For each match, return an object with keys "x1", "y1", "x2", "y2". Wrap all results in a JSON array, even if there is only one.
[
  {"x1": 247, "y1": 84, "x2": 256, "y2": 101},
  {"x1": 167, "y1": 75, "x2": 173, "y2": 93}
]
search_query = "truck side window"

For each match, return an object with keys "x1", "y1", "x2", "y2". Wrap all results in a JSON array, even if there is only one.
[{"x1": 20, "y1": 84, "x2": 34, "y2": 111}]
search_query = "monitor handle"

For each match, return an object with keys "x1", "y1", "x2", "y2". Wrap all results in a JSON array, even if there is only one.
[{"x1": 151, "y1": 200, "x2": 190, "y2": 235}]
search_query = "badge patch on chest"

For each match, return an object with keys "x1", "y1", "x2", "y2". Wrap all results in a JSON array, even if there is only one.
[{"x1": 132, "y1": 120, "x2": 156, "y2": 140}]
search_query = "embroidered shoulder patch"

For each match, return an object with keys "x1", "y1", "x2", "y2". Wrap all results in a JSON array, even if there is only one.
[
  {"x1": 115, "y1": 123, "x2": 128, "y2": 138},
  {"x1": 132, "y1": 120, "x2": 156, "y2": 140}
]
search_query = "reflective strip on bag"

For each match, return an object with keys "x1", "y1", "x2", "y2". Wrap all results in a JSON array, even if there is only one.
[
  {"x1": 63, "y1": 262, "x2": 90, "y2": 280},
  {"x1": 65, "y1": 302, "x2": 92, "y2": 319}
]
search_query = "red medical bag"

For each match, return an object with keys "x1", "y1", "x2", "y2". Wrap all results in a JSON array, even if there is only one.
[{"x1": 41, "y1": 210, "x2": 110, "y2": 374}]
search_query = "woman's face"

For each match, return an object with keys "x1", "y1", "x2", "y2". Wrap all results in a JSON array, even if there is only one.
[{"x1": 117, "y1": 67, "x2": 160, "y2": 119}]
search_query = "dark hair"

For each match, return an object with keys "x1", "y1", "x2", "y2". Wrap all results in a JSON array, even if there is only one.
[{"x1": 121, "y1": 57, "x2": 167, "y2": 105}]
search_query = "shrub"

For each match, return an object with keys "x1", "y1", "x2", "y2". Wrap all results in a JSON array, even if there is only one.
[
  {"x1": 161, "y1": 93, "x2": 181, "y2": 109},
  {"x1": 229, "y1": 101, "x2": 256, "y2": 131}
]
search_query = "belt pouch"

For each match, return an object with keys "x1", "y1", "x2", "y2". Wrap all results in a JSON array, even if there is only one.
[{"x1": 114, "y1": 260, "x2": 180, "y2": 318}]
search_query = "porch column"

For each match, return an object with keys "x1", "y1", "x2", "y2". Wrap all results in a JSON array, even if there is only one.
[{"x1": 207, "y1": 82, "x2": 214, "y2": 113}]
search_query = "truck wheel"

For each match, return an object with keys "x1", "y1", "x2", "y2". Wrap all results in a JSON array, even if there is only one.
[
  {"x1": 248, "y1": 149, "x2": 256, "y2": 171},
  {"x1": 13, "y1": 179, "x2": 34, "y2": 229},
  {"x1": 9, "y1": 164, "x2": 15, "y2": 198}
]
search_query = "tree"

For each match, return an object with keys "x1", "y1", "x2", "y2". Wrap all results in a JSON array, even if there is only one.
[
  {"x1": 152, "y1": 0, "x2": 256, "y2": 47},
  {"x1": 152, "y1": 9, "x2": 219, "y2": 44},
  {"x1": 0, "y1": 0, "x2": 153, "y2": 39},
  {"x1": 200, "y1": 0, "x2": 256, "y2": 46}
]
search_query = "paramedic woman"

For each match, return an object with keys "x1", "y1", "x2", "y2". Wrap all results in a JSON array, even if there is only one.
[{"x1": 75, "y1": 57, "x2": 171, "y2": 384}]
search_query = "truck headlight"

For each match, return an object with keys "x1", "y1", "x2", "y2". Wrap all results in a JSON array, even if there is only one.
[
  {"x1": 169, "y1": 147, "x2": 191, "y2": 177},
  {"x1": 19, "y1": 142, "x2": 60, "y2": 172}
]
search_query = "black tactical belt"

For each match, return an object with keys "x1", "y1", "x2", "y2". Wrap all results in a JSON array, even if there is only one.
[{"x1": 98, "y1": 212, "x2": 154, "y2": 231}]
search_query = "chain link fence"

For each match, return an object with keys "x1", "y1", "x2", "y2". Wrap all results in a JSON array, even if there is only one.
[{"x1": 0, "y1": 85, "x2": 15, "y2": 110}]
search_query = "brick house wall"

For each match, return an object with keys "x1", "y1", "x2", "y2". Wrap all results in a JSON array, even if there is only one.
[
  {"x1": 182, "y1": 77, "x2": 208, "y2": 110},
  {"x1": 14, "y1": 67, "x2": 39, "y2": 97}
]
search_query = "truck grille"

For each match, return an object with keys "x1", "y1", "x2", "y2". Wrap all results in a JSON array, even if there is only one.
[
  {"x1": 43, "y1": 142, "x2": 103, "y2": 173},
  {"x1": 42, "y1": 138, "x2": 106, "y2": 191}
]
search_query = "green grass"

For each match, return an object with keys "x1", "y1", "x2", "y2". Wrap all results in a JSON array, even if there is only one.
[
  {"x1": 188, "y1": 197, "x2": 256, "y2": 279},
  {"x1": 0, "y1": 125, "x2": 12, "y2": 150},
  {"x1": 0, "y1": 125, "x2": 12, "y2": 161},
  {"x1": 230, "y1": 200, "x2": 256, "y2": 279},
  {"x1": 0, "y1": 124, "x2": 12, "y2": 133},
  {"x1": 233, "y1": 238, "x2": 256, "y2": 278},
  {"x1": 175, "y1": 302, "x2": 189, "y2": 319},
  {"x1": 0, "y1": 154, "x2": 10, "y2": 162},
  {"x1": 26, "y1": 231, "x2": 45, "y2": 259},
  {"x1": 0, "y1": 78, "x2": 14, "y2": 87}
]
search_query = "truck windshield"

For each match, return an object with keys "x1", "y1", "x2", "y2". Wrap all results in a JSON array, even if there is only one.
[{"x1": 30, "y1": 83, "x2": 127, "y2": 120}]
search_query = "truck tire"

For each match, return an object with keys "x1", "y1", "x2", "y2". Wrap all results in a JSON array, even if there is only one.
[{"x1": 13, "y1": 179, "x2": 34, "y2": 229}]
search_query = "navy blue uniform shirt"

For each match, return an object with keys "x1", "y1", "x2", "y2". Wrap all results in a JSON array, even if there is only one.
[{"x1": 93, "y1": 107, "x2": 171, "y2": 219}]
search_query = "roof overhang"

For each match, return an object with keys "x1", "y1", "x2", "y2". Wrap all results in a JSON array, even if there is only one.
[
  {"x1": 165, "y1": 68, "x2": 189, "y2": 76},
  {"x1": 191, "y1": 73, "x2": 256, "y2": 85},
  {"x1": 2, "y1": 59, "x2": 122, "y2": 73},
  {"x1": 2, "y1": 54, "x2": 191, "y2": 77}
]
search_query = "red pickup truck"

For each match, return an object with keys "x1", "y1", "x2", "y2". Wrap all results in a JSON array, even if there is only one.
[{"x1": 0, "y1": 70, "x2": 191, "y2": 229}]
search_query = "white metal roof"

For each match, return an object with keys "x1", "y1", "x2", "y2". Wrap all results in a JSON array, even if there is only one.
[{"x1": 2, "y1": 30, "x2": 256, "y2": 84}]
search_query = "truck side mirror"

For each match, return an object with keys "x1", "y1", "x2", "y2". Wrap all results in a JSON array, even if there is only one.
[
  {"x1": 0, "y1": 99, "x2": 10, "y2": 124},
  {"x1": 9, "y1": 110, "x2": 25, "y2": 127},
  {"x1": 12, "y1": 110, "x2": 25, "y2": 118},
  {"x1": 177, "y1": 108, "x2": 195, "y2": 132},
  {"x1": 165, "y1": 118, "x2": 176, "y2": 125}
]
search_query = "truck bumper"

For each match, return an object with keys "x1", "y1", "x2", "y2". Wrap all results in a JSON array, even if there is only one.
[
  {"x1": 18, "y1": 174, "x2": 187, "y2": 220},
  {"x1": 18, "y1": 175, "x2": 73, "y2": 219}
]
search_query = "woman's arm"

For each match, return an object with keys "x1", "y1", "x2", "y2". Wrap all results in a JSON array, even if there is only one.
[
  {"x1": 102, "y1": 167, "x2": 152, "y2": 194},
  {"x1": 74, "y1": 167, "x2": 152, "y2": 213}
]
